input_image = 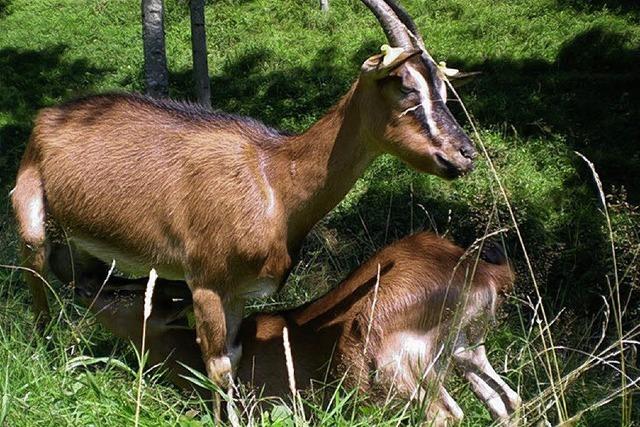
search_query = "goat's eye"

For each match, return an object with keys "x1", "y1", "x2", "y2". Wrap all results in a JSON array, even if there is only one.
[{"x1": 400, "y1": 86, "x2": 416, "y2": 95}]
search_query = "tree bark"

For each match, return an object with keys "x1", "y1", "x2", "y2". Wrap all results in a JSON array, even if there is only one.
[
  {"x1": 142, "y1": 0, "x2": 169, "y2": 98},
  {"x1": 189, "y1": 0, "x2": 211, "y2": 109}
]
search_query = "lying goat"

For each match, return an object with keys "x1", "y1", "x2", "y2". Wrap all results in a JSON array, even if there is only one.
[{"x1": 51, "y1": 232, "x2": 521, "y2": 424}]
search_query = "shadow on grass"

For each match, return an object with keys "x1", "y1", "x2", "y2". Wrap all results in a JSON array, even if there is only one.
[
  {"x1": 0, "y1": 45, "x2": 108, "y2": 264},
  {"x1": 0, "y1": 0, "x2": 10, "y2": 18},
  {"x1": 556, "y1": 0, "x2": 640, "y2": 20},
  {"x1": 0, "y1": 45, "x2": 108, "y2": 188},
  {"x1": 168, "y1": 39, "x2": 380, "y2": 131},
  {"x1": 450, "y1": 28, "x2": 640, "y2": 312},
  {"x1": 450, "y1": 27, "x2": 640, "y2": 201}
]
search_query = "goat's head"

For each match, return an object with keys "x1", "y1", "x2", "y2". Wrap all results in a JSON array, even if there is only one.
[{"x1": 357, "y1": 0, "x2": 476, "y2": 179}]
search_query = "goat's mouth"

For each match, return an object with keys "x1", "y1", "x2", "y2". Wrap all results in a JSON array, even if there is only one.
[{"x1": 434, "y1": 153, "x2": 472, "y2": 179}]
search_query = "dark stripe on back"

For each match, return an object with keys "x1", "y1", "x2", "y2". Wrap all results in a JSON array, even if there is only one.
[{"x1": 294, "y1": 261, "x2": 395, "y2": 329}]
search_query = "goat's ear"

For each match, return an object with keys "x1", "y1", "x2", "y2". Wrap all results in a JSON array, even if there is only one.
[
  {"x1": 438, "y1": 62, "x2": 481, "y2": 87},
  {"x1": 361, "y1": 46, "x2": 421, "y2": 79}
]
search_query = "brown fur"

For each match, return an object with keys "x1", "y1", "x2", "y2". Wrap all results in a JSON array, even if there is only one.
[
  {"x1": 61, "y1": 232, "x2": 516, "y2": 424},
  {"x1": 11, "y1": 52, "x2": 475, "y2": 387}
]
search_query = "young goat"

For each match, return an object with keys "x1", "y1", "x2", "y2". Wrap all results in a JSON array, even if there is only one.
[{"x1": 54, "y1": 232, "x2": 521, "y2": 424}]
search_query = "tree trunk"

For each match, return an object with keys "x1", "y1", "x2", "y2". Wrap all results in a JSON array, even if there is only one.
[
  {"x1": 142, "y1": 0, "x2": 169, "y2": 98},
  {"x1": 189, "y1": 0, "x2": 211, "y2": 109},
  {"x1": 320, "y1": 0, "x2": 329, "y2": 12}
]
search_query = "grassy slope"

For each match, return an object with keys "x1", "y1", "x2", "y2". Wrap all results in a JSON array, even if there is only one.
[{"x1": 0, "y1": 0, "x2": 639, "y2": 425}]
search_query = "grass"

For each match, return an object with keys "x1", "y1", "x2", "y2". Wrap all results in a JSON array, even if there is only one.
[{"x1": 0, "y1": 0, "x2": 639, "y2": 425}]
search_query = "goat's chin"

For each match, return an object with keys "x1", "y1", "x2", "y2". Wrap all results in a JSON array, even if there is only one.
[
  {"x1": 433, "y1": 153, "x2": 471, "y2": 180},
  {"x1": 396, "y1": 155, "x2": 439, "y2": 176},
  {"x1": 404, "y1": 159, "x2": 460, "y2": 180}
]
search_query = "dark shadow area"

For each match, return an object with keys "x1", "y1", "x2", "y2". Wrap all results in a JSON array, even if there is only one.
[
  {"x1": 450, "y1": 27, "x2": 640, "y2": 201},
  {"x1": 0, "y1": 45, "x2": 108, "y2": 265},
  {"x1": 0, "y1": 0, "x2": 11, "y2": 18},
  {"x1": 557, "y1": 0, "x2": 640, "y2": 20},
  {"x1": 0, "y1": 45, "x2": 108, "y2": 184},
  {"x1": 439, "y1": 28, "x2": 640, "y2": 318}
]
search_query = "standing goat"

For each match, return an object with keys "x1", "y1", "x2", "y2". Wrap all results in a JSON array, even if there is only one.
[
  {"x1": 11, "y1": 0, "x2": 476, "y2": 393},
  {"x1": 58, "y1": 232, "x2": 521, "y2": 424}
]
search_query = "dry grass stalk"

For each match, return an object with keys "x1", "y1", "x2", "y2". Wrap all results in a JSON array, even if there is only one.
[
  {"x1": 134, "y1": 268, "x2": 157, "y2": 427},
  {"x1": 575, "y1": 151, "x2": 631, "y2": 424},
  {"x1": 363, "y1": 263, "x2": 382, "y2": 357},
  {"x1": 282, "y1": 326, "x2": 296, "y2": 396}
]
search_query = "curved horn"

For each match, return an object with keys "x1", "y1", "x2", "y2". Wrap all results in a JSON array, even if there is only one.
[
  {"x1": 360, "y1": 0, "x2": 412, "y2": 48},
  {"x1": 382, "y1": 0, "x2": 426, "y2": 51}
]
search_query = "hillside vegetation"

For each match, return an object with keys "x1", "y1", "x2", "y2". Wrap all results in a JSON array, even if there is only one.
[{"x1": 0, "y1": 0, "x2": 638, "y2": 425}]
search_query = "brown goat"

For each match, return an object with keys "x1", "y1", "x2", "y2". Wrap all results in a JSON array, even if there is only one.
[
  {"x1": 11, "y1": 0, "x2": 476, "y2": 393},
  {"x1": 53, "y1": 232, "x2": 520, "y2": 424}
]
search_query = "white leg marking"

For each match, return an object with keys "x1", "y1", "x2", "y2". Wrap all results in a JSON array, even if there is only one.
[
  {"x1": 207, "y1": 355, "x2": 233, "y2": 387},
  {"x1": 439, "y1": 385, "x2": 464, "y2": 421},
  {"x1": 469, "y1": 345, "x2": 522, "y2": 411},
  {"x1": 453, "y1": 334, "x2": 521, "y2": 421},
  {"x1": 26, "y1": 196, "x2": 45, "y2": 241}
]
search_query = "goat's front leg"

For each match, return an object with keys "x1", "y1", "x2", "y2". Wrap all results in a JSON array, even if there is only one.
[
  {"x1": 438, "y1": 385, "x2": 464, "y2": 422},
  {"x1": 190, "y1": 283, "x2": 238, "y2": 421},
  {"x1": 421, "y1": 384, "x2": 464, "y2": 426},
  {"x1": 417, "y1": 384, "x2": 464, "y2": 426},
  {"x1": 452, "y1": 333, "x2": 521, "y2": 423},
  {"x1": 412, "y1": 362, "x2": 464, "y2": 425}
]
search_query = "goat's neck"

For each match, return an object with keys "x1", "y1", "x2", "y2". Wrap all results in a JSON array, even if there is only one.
[{"x1": 272, "y1": 82, "x2": 379, "y2": 243}]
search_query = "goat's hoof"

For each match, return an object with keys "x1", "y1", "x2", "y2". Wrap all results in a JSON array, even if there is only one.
[{"x1": 206, "y1": 356, "x2": 233, "y2": 388}]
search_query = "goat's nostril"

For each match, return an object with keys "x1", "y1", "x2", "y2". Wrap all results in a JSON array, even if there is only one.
[{"x1": 460, "y1": 145, "x2": 477, "y2": 160}]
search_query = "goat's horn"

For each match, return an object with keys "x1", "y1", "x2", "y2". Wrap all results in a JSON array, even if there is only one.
[
  {"x1": 382, "y1": 0, "x2": 426, "y2": 51},
  {"x1": 360, "y1": 0, "x2": 412, "y2": 48}
]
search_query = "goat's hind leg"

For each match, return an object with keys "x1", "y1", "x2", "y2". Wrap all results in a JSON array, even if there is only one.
[{"x1": 11, "y1": 163, "x2": 50, "y2": 328}]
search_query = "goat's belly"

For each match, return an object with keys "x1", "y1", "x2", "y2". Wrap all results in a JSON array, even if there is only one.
[
  {"x1": 376, "y1": 331, "x2": 434, "y2": 379},
  {"x1": 72, "y1": 236, "x2": 185, "y2": 280},
  {"x1": 238, "y1": 277, "x2": 279, "y2": 299}
]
